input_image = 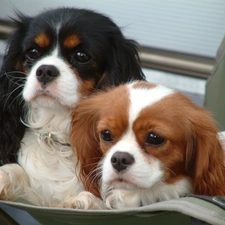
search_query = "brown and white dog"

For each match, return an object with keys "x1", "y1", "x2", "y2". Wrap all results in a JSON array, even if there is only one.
[
  {"x1": 0, "y1": 8, "x2": 145, "y2": 208},
  {"x1": 71, "y1": 81, "x2": 225, "y2": 209}
]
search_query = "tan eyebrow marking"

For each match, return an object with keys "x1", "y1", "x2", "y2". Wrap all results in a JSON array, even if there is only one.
[
  {"x1": 64, "y1": 34, "x2": 81, "y2": 48},
  {"x1": 34, "y1": 33, "x2": 50, "y2": 48}
]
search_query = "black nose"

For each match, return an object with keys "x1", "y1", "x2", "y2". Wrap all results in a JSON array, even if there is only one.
[
  {"x1": 36, "y1": 65, "x2": 59, "y2": 85},
  {"x1": 111, "y1": 152, "x2": 134, "y2": 172}
]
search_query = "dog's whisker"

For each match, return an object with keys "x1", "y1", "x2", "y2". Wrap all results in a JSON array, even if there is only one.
[
  {"x1": 4, "y1": 92, "x2": 24, "y2": 111},
  {"x1": 161, "y1": 165, "x2": 177, "y2": 177},
  {"x1": 3, "y1": 83, "x2": 24, "y2": 97},
  {"x1": 3, "y1": 84, "x2": 24, "y2": 110},
  {"x1": 2, "y1": 71, "x2": 27, "y2": 83},
  {"x1": 88, "y1": 169, "x2": 102, "y2": 188},
  {"x1": 81, "y1": 158, "x2": 102, "y2": 169},
  {"x1": 82, "y1": 163, "x2": 102, "y2": 188},
  {"x1": 2, "y1": 70, "x2": 27, "y2": 77}
]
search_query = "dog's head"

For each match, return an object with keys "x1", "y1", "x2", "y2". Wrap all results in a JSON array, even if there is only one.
[
  {"x1": 71, "y1": 81, "x2": 225, "y2": 198},
  {"x1": 0, "y1": 8, "x2": 145, "y2": 164}
]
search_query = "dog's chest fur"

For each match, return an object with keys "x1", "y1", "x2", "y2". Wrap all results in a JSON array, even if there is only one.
[{"x1": 17, "y1": 104, "x2": 82, "y2": 205}]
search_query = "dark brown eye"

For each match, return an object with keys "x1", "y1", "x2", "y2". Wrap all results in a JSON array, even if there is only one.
[
  {"x1": 145, "y1": 133, "x2": 165, "y2": 146},
  {"x1": 25, "y1": 48, "x2": 41, "y2": 61},
  {"x1": 73, "y1": 51, "x2": 90, "y2": 63},
  {"x1": 100, "y1": 130, "x2": 113, "y2": 142}
]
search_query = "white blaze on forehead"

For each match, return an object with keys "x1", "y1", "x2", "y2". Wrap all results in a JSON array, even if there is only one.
[
  {"x1": 33, "y1": 47, "x2": 59, "y2": 66},
  {"x1": 128, "y1": 83, "x2": 175, "y2": 125}
]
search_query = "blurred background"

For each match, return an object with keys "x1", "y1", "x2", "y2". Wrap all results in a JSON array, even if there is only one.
[{"x1": 1, "y1": 0, "x2": 225, "y2": 106}]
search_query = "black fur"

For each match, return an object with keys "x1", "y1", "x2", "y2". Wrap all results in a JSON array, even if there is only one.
[{"x1": 0, "y1": 7, "x2": 145, "y2": 165}]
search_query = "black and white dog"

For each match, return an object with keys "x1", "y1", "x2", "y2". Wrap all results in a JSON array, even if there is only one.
[{"x1": 0, "y1": 7, "x2": 145, "y2": 208}]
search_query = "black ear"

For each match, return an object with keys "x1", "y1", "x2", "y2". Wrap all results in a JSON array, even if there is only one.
[
  {"x1": 98, "y1": 34, "x2": 146, "y2": 89},
  {"x1": 0, "y1": 14, "x2": 30, "y2": 165}
]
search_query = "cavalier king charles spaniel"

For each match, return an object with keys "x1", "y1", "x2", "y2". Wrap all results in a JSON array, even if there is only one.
[
  {"x1": 71, "y1": 81, "x2": 225, "y2": 209},
  {"x1": 0, "y1": 8, "x2": 145, "y2": 208}
]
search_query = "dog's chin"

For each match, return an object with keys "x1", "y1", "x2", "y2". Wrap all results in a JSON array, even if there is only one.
[
  {"x1": 109, "y1": 178, "x2": 140, "y2": 191},
  {"x1": 28, "y1": 92, "x2": 72, "y2": 110}
]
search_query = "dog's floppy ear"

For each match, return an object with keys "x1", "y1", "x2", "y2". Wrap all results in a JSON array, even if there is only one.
[
  {"x1": 70, "y1": 93, "x2": 105, "y2": 197},
  {"x1": 97, "y1": 34, "x2": 145, "y2": 89},
  {"x1": 2, "y1": 13, "x2": 31, "y2": 71},
  {"x1": 0, "y1": 14, "x2": 30, "y2": 164},
  {"x1": 185, "y1": 106, "x2": 225, "y2": 196}
]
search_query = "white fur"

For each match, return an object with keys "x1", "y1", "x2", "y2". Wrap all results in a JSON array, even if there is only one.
[
  {"x1": 128, "y1": 83, "x2": 174, "y2": 125},
  {"x1": 103, "y1": 179, "x2": 192, "y2": 209},
  {"x1": 100, "y1": 83, "x2": 192, "y2": 209},
  {"x1": 0, "y1": 48, "x2": 104, "y2": 209}
]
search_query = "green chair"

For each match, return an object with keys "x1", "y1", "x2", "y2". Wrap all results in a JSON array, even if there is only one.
[
  {"x1": 205, "y1": 36, "x2": 225, "y2": 131},
  {"x1": 1, "y1": 196, "x2": 225, "y2": 225}
]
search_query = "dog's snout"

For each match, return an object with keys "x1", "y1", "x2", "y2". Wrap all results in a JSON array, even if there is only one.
[
  {"x1": 111, "y1": 152, "x2": 134, "y2": 172},
  {"x1": 36, "y1": 65, "x2": 59, "y2": 85}
]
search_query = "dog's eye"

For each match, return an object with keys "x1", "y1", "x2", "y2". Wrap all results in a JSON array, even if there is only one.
[
  {"x1": 100, "y1": 130, "x2": 113, "y2": 142},
  {"x1": 145, "y1": 133, "x2": 165, "y2": 146},
  {"x1": 25, "y1": 48, "x2": 40, "y2": 61},
  {"x1": 73, "y1": 51, "x2": 90, "y2": 63}
]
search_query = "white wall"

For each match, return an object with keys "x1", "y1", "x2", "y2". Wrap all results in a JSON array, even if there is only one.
[{"x1": 1, "y1": 0, "x2": 225, "y2": 58}]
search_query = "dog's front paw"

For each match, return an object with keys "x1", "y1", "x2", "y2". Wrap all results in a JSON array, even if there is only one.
[
  {"x1": 0, "y1": 164, "x2": 30, "y2": 201},
  {"x1": 104, "y1": 190, "x2": 140, "y2": 209},
  {"x1": 0, "y1": 168, "x2": 14, "y2": 200},
  {"x1": 59, "y1": 191, "x2": 106, "y2": 210}
]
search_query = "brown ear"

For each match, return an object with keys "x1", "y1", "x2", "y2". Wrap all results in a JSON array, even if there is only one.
[
  {"x1": 185, "y1": 107, "x2": 225, "y2": 196},
  {"x1": 70, "y1": 95, "x2": 103, "y2": 197}
]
